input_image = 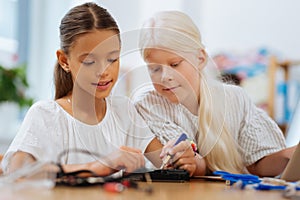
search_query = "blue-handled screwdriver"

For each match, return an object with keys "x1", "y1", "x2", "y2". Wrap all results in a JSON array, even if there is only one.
[{"x1": 160, "y1": 133, "x2": 188, "y2": 169}]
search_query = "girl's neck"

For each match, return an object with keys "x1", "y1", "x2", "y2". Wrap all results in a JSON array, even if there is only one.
[
  {"x1": 181, "y1": 97, "x2": 199, "y2": 115},
  {"x1": 67, "y1": 92, "x2": 107, "y2": 125},
  {"x1": 178, "y1": 89, "x2": 200, "y2": 115}
]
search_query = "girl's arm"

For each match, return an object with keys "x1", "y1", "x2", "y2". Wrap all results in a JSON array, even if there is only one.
[
  {"x1": 7, "y1": 147, "x2": 146, "y2": 177},
  {"x1": 144, "y1": 137, "x2": 163, "y2": 168},
  {"x1": 6, "y1": 151, "x2": 36, "y2": 173},
  {"x1": 247, "y1": 145, "x2": 297, "y2": 177}
]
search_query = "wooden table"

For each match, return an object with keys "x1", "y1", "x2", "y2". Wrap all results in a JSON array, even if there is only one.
[{"x1": 0, "y1": 179, "x2": 292, "y2": 200}]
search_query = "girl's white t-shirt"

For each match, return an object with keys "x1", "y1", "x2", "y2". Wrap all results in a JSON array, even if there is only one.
[{"x1": 2, "y1": 96, "x2": 155, "y2": 171}]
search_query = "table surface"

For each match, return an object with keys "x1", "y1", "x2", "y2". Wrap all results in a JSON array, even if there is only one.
[{"x1": 0, "y1": 179, "x2": 293, "y2": 200}]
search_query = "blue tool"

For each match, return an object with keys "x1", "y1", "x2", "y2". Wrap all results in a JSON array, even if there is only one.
[
  {"x1": 213, "y1": 170, "x2": 261, "y2": 188},
  {"x1": 160, "y1": 133, "x2": 188, "y2": 169},
  {"x1": 214, "y1": 170, "x2": 300, "y2": 193}
]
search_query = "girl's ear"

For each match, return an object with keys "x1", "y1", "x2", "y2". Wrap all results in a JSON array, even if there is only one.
[
  {"x1": 197, "y1": 49, "x2": 207, "y2": 70},
  {"x1": 56, "y1": 50, "x2": 70, "y2": 73}
]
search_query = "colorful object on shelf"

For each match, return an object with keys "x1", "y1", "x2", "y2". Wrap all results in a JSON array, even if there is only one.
[{"x1": 213, "y1": 47, "x2": 270, "y2": 80}]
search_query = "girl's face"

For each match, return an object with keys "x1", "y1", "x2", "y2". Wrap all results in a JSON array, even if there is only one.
[
  {"x1": 67, "y1": 30, "x2": 120, "y2": 99},
  {"x1": 145, "y1": 48, "x2": 205, "y2": 104}
]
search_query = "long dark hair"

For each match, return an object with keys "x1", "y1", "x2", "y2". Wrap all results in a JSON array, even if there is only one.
[{"x1": 54, "y1": 2, "x2": 120, "y2": 99}]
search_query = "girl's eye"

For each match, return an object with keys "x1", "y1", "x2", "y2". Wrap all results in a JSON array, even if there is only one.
[
  {"x1": 107, "y1": 58, "x2": 119, "y2": 63},
  {"x1": 149, "y1": 65, "x2": 162, "y2": 73},
  {"x1": 170, "y1": 61, "x2": 182, "y2": 67},
  {"x1": 82, "y1": 60, "x2": 95, "y2": 65}
]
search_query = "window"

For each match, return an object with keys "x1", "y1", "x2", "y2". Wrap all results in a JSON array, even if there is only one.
[
  {"x1": 0, "y1": 0, "x2": 18, "y2": 67},
  {"x1": 0, "y1": 0, "x2": 30, "y2": 67}
]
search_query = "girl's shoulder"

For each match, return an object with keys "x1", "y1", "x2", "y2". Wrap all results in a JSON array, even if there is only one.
[
  {"x1": 223, "y1": 84, "x2": 244, "y2": 93},
  {"x1": 28, "y1": 100, "x2": 60, "y2": 112},
  {"x1": 222, "y1": 84, "x2": 257, "y2": 113},
  {"x1": 25, "y1": 100, "x2": 65, "y2": 118},
  {"x1": 222, "y1": 84, "x2": 249, "y2": 100},
  {"x1": 19, "y1": 100, "x2": 69, "y2": 130}
]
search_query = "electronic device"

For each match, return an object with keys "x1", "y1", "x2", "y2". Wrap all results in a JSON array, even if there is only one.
[{"x1": 124, "y1": 168, "x2": 190, "y2": 182}]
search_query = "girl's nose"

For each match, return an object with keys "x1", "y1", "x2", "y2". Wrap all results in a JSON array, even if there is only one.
[
  {"x1": 96, "y1": 70, "x2": 108, "y2": 78},
  {"x1": 161, "y1": 67, "x2": 173, "y2": 82},
  {"x1": 96, "y1": 63, "x2": 108, "y2": 77}
]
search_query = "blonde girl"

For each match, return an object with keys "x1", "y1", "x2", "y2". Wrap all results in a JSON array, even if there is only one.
[{"x1": 134, "y1": 11, "x2": 295, "y2": 176}]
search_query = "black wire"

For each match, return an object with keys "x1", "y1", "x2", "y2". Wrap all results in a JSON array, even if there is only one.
[
  {"x1": 54, "y1": 148, "x2": 154, "y2": 193},
  {"x1": 55, "y1": 148, "x2": 108, "y2": 185}
]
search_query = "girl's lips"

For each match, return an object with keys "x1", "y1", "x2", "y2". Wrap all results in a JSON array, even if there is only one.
[
  {"x1": 162, "y1": 85, "x2": 179, "y2": 91},
  {"x1": 92, "y1": 80, "x2": 113, "y2": 90}
]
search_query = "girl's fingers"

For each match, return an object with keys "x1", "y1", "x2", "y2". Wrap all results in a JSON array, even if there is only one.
[
  {"x1": 118, "y1": 154, "x2": 144, "y2": 172},
  {"x1": 107, "y1": 147, "x2": 145, "y2": 172},
  {"x1": 170, "y1": 141, "x2": 194, "y2": 161},
  {"x1": 171, "y1": 156, "x2": 197, "y2": 176},
  {"x1": 160, "y1": 139, "x2": 176, "y2": 158},
  {"x1": 172, "y1": 156, "x2": 195, "y2": 168},
  {"x1": 169, "y1": 140, "x2": 191, "y2": 155},
  {"x1": 178, "y1": 164, "x2": 196, "y2": 176}
]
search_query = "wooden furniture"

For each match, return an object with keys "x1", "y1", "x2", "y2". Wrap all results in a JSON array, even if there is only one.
[
  {"x1": 267, "y1": 56, "x2": 300, "y2": 134},
  {"x1": 0, "y1": 180, "x2": 293, "y2": 200}
]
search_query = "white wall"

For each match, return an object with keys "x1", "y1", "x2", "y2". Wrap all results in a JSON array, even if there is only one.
[
  {"x1": 199, "y1": 0, "x2": 300, "y2": 59},
  {"x1": 26, "y1": 0, "x2": 300, "y2": 100}
]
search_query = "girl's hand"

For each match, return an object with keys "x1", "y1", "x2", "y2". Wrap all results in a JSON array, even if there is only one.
[
  {"x1": 160, "y1": 140, "x2": 206, "y2": 176},
  {"x1": 89, "y1": 146, "x2": 145, "y2": 175},
  {"x1": 103, "y1": 146, "x2": 145, "y2": 173},
  {"x1": 65, "y1": 146, "x2": 145, "y2": 177}
]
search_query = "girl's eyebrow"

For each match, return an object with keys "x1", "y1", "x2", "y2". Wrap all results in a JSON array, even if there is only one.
[
  {"x1": 79, "y1": 53, "x2": 96, "y2": 58},
  {"x1": 79, "y1": 50, "x2": 120, "y2": 58},
  {"x1": 108, "y1": 50, "x2": 120, "y2": 55}
]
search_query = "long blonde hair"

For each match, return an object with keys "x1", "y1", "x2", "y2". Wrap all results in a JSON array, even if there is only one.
[{"x1": 139, "y1": 11, "x2": 244, "y2": 173}]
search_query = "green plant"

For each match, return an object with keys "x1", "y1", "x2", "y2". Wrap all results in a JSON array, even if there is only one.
[{"x1": 0, "y1": 64, "x2": 33, "y2": 108}]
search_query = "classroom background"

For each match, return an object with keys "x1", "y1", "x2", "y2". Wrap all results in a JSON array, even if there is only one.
[{"x1": 1, "y1": 0, "x2": 300, "y2": 153}]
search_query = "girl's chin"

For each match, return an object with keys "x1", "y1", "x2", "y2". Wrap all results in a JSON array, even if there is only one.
[
  {"x1": 156, "y1": 88, "x2": 179, "y2": 103},
  {"x1": 163, "y1": 94, "x2": 179, "y2": 104}
]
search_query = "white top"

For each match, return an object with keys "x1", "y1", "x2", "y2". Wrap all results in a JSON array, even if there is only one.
[
  {"x1": 2, "y1": 96, "x2": 155, "y2": 172},
  {"x1": 133, "y1": 84, "x2": 286, "y2": 166}
]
